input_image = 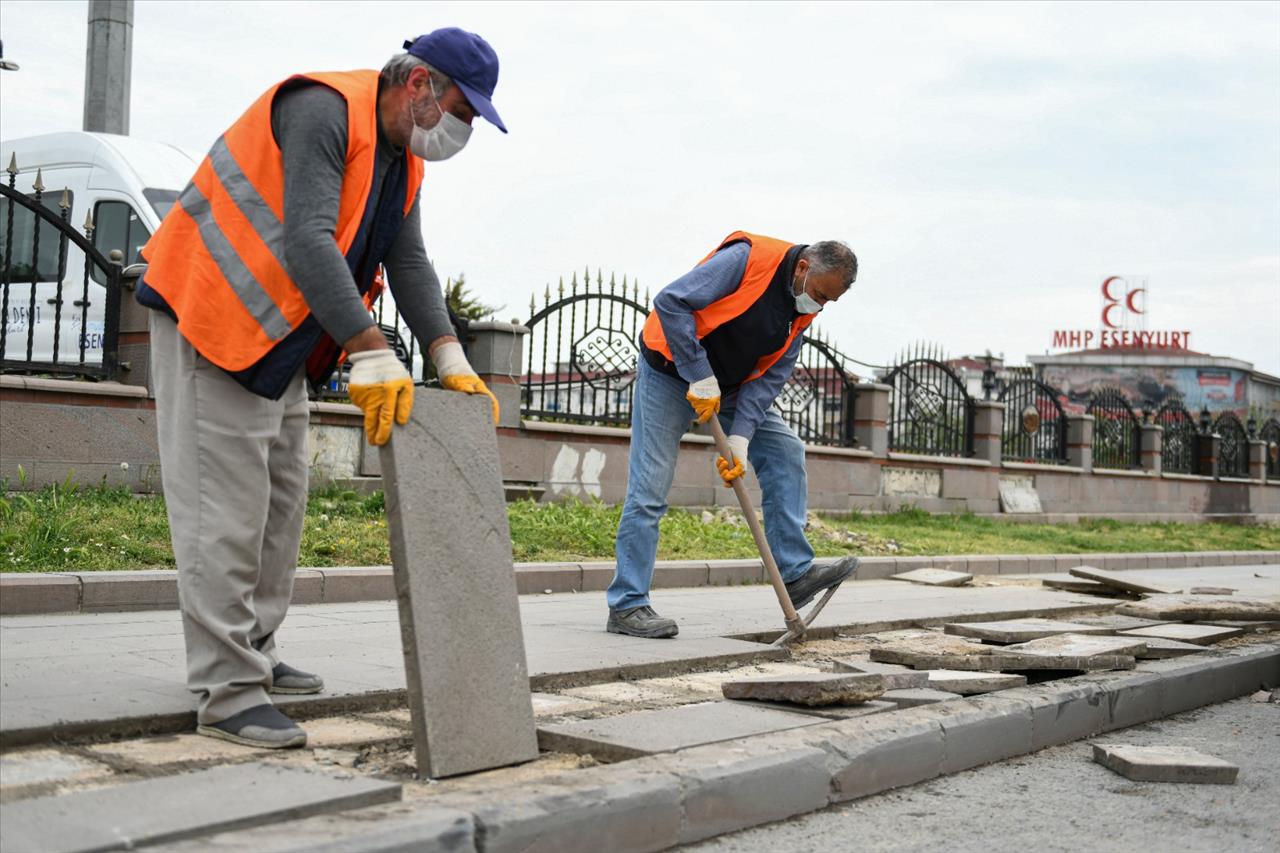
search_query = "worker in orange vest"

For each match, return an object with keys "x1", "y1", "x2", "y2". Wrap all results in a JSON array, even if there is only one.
[
  {"x1": 608, "y1": 233, "x2": 860, "y2": 638},
  {"x1": 137, "y1": 29, "x2": 506, "y2": 748}
]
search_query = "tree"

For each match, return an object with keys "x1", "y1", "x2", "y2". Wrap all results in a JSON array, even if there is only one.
[{"x1": 444, "y1": 273, "x2": 503, "y2": 322}]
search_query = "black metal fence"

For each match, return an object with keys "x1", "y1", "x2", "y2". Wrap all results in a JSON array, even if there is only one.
[
  {"x1": 1, "y1": 164, "x2": 122, "y2": 380},
  {"x1": 518, "y1": 271, "x2": 862, "y2": 445},
  {"x1": 883, "y1": 344, "x2": 973, "y2": 457},
  {"x1": 1261, "y1": 418, "x2": 1280, "y2": 479},
  {"x1": 1086, "y1": 387, "x2": 1140, "y2": 469},
  {"x1": 521, "y1": 270, "x2": 648, "y2": 428},
  {"x1": 1213, "y1": 411, "x2": 1248, "y2": 478},
  {"x1": 1155, "y1": 396, "x2": 1198, "y2": 475},
  {"x1": 997, "y1": 378, "x2": 1067, "y2": 464},
  {"x1": 776, "y1": 332, "x2": 856, "y2": 447}
]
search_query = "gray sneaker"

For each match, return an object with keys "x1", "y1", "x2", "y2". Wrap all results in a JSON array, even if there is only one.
[
  {"x1": 784, "y1": 556, "x2": 859, "y2": 609},
  {"x1": 270, "y1": 662, "x2": 324, "y2": 695},
  {"x1": 197, "y1": 704, "x2": 307, "y2": 749},
  {"x1": 607, "y1": 605, "x2": 679, "y2": 639}
]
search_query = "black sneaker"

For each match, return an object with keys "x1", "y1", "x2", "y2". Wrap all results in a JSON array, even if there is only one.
[
  {"x1": 197, "y1": 704, "x2": 307, "y2": 749},
  {"x1": 784, "y1": 556, "x2": 859, "y2": 609},
  {"x1": 607, "y1": 605, "x2": 679, "y2": 639},
  {"x1": 269, "y1": 662, "x2": 324, "y2": 695}
]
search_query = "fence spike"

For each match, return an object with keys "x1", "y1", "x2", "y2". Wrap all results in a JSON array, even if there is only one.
[
  {"x1": 609, "y1": 271, "x2": 616, "y2": 294},
  {"x1": 544, "y1": 283, "x2": 551, "y2": 304},
  {"x1": 59, "y1": 187, "x2": 71, "y2": 210},
  {"x1": 32, "y1": 168, "x2": 44, "y2": 194},
  {"x1": 5, "y1": 152, "x2": 16, "y2": 175},
  {"x1": 83, "y1": 207, "x2": 95, "y2": 234},
  {"x1": 529, "y1": 293, "x2": 536, "y2": 314}
]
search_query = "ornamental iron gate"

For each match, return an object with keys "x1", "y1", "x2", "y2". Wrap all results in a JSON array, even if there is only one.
[
  {"x1": 780, "y1": 333, "x2": 857, "y2": 447},
  {"x1": 1086, "y1": 387, "x2": 1141, "y2": 469},
  {"x1": 521, "y1": 270, "x2": 649, "y2": 428},
  {"x1": 1155, "y1": 395, "x2": 1198, "y2": 475},
  {"x1": 1, "y1": 163, "x2": 122, "y2": 380},
  {"x1": 997, "y1": 378, "x2": 1067, "y2": 464},
  {"x1": 883, "y1": 343, "x2": 974, "y2": 458},
  {"x1": 1213, "y1": 411, "x2": 1248, "y2": 478},
  {"x1": 1260, "y1": 418, "x2": 1280, "y2": 479}
]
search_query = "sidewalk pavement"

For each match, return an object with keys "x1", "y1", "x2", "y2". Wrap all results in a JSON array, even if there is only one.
[{"x1": 2, "y1": 563, "x2": 1276, "y2": 746}]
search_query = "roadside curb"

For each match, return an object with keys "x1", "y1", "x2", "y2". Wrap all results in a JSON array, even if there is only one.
[
  {"x1": 152, "y1": 643, "x2": 1280, "y2": 852},
  {"x1": 3, "y1": 550, "x2": 1277, "y2": 617}
]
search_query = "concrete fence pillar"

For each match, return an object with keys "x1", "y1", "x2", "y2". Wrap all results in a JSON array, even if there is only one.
[
  {"x1": 1139, "y1": 423, "x2": 1163, "y2": 475},
  {"x1": 852, "y1": 383, "x2": 890, "y2": 457},
  {"x1": 1196, "y1": 432, "x2": 1219, "y2": 479},
  {"x1": 467, "y1": 320, "x2": 530, "y2": 429},
  {"x1": 1248, "y1": 439, "x2": 1267, "y2": 482},
  {"x1": 116, "y1": 263, "x2": 151, "y2": 392},
  {"x1": 972, "y1": 399, "x2": 1004, "y2": 466},
  {"x1": 1066, "y1": 414, "x2": 1094, "y2": 473}
]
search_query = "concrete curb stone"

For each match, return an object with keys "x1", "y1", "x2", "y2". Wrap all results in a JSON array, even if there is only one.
[
  {"x1": 3, "y1": 551, "x2": 1276, "y2": 616},
  {"x1": 78, "y1": 570, "x2": 179, "y2": 612},
  {"x1": 145, "y1": 644, "x2": 1277, "y2": 853},
  {"x1": 0, "y1": 573, "x2": 80, "y2": 614}
]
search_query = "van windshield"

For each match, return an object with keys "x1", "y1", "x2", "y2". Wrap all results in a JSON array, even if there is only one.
[{"x1": 143, "y1": 188, "x2": 180, "y2": 221}]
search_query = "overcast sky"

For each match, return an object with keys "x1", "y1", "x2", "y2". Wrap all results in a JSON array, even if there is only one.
[{"x1": 3, "y1": 1, "x2": 1277, "y2": 374}]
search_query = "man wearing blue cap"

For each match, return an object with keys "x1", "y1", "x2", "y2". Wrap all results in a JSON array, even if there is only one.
[{"x1": 137, "y1": 28, "x2": 507, "y2": 749}]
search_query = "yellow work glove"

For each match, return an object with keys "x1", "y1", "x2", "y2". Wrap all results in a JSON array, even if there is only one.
[
  {"x1": 686, "y1": 375, "x2": 721, "y2": 424},
  {"x1": 716, "y1": 434, "x2": 750, "y2": 487},
  {"x1": 432, "y1": 341, "x2": 500, "y2": 424},
  {"x1": 347, "y1": 349, "x2": 414, "y2": 446}
]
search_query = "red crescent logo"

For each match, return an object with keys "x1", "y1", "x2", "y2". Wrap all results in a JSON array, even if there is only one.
[
  {"x1": 1126, "y1": 287, "x2": 1145, "y2": 314},
  {"x1": 1101, "y1": 276, "x2": 1124, "y2": 301},
  {"x1": 1101, "y1": 303, "x2": 1121, "y2": 329}
]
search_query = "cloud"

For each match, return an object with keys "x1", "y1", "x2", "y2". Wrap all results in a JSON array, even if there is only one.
[{"x1": 1, "y1": 0, "x2": 1276, "y2": 373}]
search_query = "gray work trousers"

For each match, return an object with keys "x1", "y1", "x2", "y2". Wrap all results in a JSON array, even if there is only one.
[{"x1": 150, "y1": 311, "x2": 310, "y2": 723}]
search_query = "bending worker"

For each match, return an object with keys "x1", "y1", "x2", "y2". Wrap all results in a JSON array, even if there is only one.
[
  {"x1": 136, "y1": 29, "x2": 505, "y2": 748},
  {"x1": 607, "y1": 231, "x2": 860, "y2": 638}
]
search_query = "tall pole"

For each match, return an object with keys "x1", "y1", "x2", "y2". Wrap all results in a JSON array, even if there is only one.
[{"x1": 83, "y1": 0, "x2": 133, "y2": 134}]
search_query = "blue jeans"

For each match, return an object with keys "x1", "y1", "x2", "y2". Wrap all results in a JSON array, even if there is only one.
[{"x1": 608, "y1": 359, "x2": 814, "y2": 611}]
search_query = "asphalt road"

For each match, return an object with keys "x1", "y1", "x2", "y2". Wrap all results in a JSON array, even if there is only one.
[{"x1": 684, "y1": 695, "x2": 1280, "y2": 853}]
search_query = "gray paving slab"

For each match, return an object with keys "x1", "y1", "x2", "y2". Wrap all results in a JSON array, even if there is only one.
[
  {"x1": 1042, "y1": 577, "x2": 1118, "y2": 594},
  {"x1": 536, "y1": 701, "x2": 826, "y2": 761},
  {"x1": 0, "y1": 581, "x2": 1112, "y2": 746},
  {"x1": 0, "y1": 762, "x2": 401, "y2": 853},
  {"x1": 1069, "y1": 566, "x2": 1182, "y2": 595},
  {"x1": 829, "y1": 658, "x2": 931, "y2": 689},
  {"x1": 1092, "y1": 743, "x2": 1239, "y2": 784},
  {"x1": 726, "y1": 698, "x2": 899, "y2": 720},
  {"x1": 1118, "y1": 623, "x2": 1245, "y2": 646},
  {"x1": 1135, "y1": 637, "x2": 1205, "y2": 659},
  {"x1": 1116, "y1": 594, "x2": 1280, "y2": 622},
  {"x1": 881, "y1": 687, "x2": 959, "y2": 707},
  {"x1": 924, "y1": 670, "x2": 1028, "y2": 694},
  {"x1": 890, "y1": 568, "x2": 973, "y2": 587},
  {"x1": 720, "y1": 672, "x2": 887, "y2": 706},
  {"x1": 943, "y1": 618, "x2": 1113, "y2": 643},
  {"x1": 1000, "y1": 633, "x2": 1148, "y2": 658},
  {"x1": 380, "y1": 391, "x2": 538, "y2": 778}
]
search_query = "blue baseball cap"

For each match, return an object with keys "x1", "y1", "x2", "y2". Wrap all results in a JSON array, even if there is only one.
[{"x1": 403, "y1": 28, "x2": 507, "y2": 133}]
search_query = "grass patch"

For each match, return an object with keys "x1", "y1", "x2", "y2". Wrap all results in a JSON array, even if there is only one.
[{"x1": 2, "y1": 481, "x2": 1277, "y2": 572}]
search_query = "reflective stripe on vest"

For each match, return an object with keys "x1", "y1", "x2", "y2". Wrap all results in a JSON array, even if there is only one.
[
  {"x1": 642, "y1": 231, "x2": 813, "y2": 386},
  {"x1": 141, "y1": 69, "x2": 424, "y2": 372}
]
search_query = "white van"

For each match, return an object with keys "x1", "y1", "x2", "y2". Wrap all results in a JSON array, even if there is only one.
[{"x1": 0, "y1": 132, "x2": 199, "y2": 367}]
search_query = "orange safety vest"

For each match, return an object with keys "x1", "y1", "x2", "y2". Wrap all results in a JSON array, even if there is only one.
[
  {"x1": 642, "y1": 231, "x2": 815, "y2": 387},
  {"x1": 141, "y1": 70, "x2": 424, "y2": 373}
]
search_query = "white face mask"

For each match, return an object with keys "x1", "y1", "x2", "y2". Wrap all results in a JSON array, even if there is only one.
[
  {"x1": 408, "y1": 85, "x2": 473, "y2": 161},
  {"x1": 793, "y1": 269, "x2": 823, "y2": 314}
]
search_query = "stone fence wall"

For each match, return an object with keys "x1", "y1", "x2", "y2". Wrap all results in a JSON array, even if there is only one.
[{"x1": 2, "y1": 316, "x2": 1278, "y2": 521}]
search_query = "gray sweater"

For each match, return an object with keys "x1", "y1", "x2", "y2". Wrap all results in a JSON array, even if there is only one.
[{"x1": 270, "y1": 82, "x2": 454, "y2": 349}]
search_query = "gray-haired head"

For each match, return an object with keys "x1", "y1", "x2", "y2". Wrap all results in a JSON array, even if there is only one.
[
  {"x1": 800, "y1": 241, "x2": 858, "y2": 290},
  {"x1": 381, "y1": 52, "x2": 453, "y2": 98}
]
